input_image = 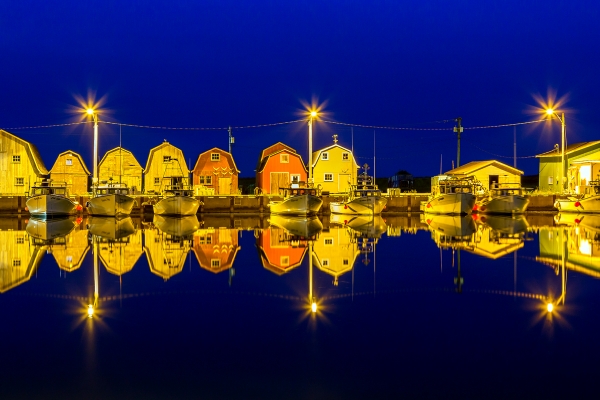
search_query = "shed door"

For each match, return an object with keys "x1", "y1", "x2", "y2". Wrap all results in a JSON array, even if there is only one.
[
  {"x1": 338, "y1": 174, "x2": 350, "y2": 192},
  {"x1": 489, "y1": 175, "x2": 499, "y2": 190},
  {"x1": 219, "y1": 177, "x2": 231, "y2": 195},
  {"x1": 270, "y1": 172, "x2": 289, "y2": 195}
]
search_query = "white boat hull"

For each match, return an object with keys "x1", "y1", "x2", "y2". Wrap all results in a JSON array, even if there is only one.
[
  {"x1": 420, "y1": 193, "x2": 475, "y2": 215},
  {"x1": 87, "y1": 194, "x2": 136, "y2": 217},
  {"x1": 330, "y1": 196, "x2": 388, "y2": 215},
  {"x1": 269, "y1": 194, "x2": 323, "y2": 216},
  {"x1": 26, "y1": 195, "x2": 77, "y2": 217},
  {"x1": 26, "y1": 217, "x2": 77, "y2": 241},
  {"x1": 153, "y1": 196, "x2": 200, "y2": 216},
  {"x1": 554, "y1": 195, "x2": 600, "y2": 213},
  {"x1": 475, "y1": 195, "x2": 529, "y2": 214}
]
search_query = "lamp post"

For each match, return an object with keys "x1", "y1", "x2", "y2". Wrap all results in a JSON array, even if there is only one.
[
  {"x1": 546, "y1": 109, "x2": 566, "y2": 193},
  {"x1": 87, "y1": 108, "x2": 99, "y2": 194},
  {"x1": 308, "y1": 110, "x2": 317, "y2": 184}
]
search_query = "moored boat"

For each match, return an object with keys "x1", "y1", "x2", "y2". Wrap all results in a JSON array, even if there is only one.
[
  {"x1": 474, "y1": 183, "x2": 529, "y2": 214},
  {"x1": 269, "y1": 184, "x2": 323, "y2": 216},
  {"x1": 330, "y1": 172, "x2": 387, "y2": 215},
  {"x1": 420, "y1": 175, "x2": 477, "y2": 215},
  {"x1": 554, "y1": 180, "x2": 600, "y2": 213},
  {"x1": 26, "y1": 180, "x2": 79, "y2": 217},
  {"x1": 153, "y1": 184, "x2": 201, "y2": 216},
  {"x1": 87, "y1": 182, "x2": 136, "y2": 217}
]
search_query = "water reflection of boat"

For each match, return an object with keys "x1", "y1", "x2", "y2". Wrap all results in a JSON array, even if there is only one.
[
  {"x1": 143, "y1": 222, "x2": 193, "y2": 280},
  {"x1": 474, "y1": 214, "x2": 529, "y2": 236},
  {"x1": 88, "y1": 216, "x2": 136, "y2": 240},
  {"x1": 420, "y1": 175, "x2": 477, "y2": 215},
  {"x1": 268, "y1": 215, "x2": 323, "y2": 238},
  {"x1": 423, "y1": 213, "x2": 476, "y2": 248},
  {"x1": 153, "y1": 215, "x2": 200, "y2": 237},
  {"x1": 468, "y1": 215, "x2": 528, "y2": 259},
  {"x1": 26, "y1": 217, "x2": 77, "y2": 242}
]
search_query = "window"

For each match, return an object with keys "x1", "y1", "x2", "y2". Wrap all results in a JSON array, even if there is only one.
[
  {"x1": 12, "y1": 155, "x2": 20, "y2": 163},
  {"x1": 548, "y1": 177, "x2": 554, "y2": 185},
  {"x1": 211, "y1": 153, "x2": 220, "y2": 161},
  {"x1": 205, "y1": 176, "x2": 212, "y2": 185},
  {"x1": 211, "y1": 259, "x2": 221, "y2": 268},
  {"x1": 16, "y1": 237, "x2": 24, "y2": 244},
  {"x1": 343, "y1": 258, "x2": 349, "y2": 265},
  {"x1": 322, "y1": 152, "x2": 329, "y2": 161},
  {"x1": 324, "y1": 173, "x2": 333, "y2": 182},
  {"x1": 66, "y1": 158, "x2": 72, "y2": 166},
  {"x1": 322, "y1": 259, "x2": 330, "y2": 267},
  {"x1": 163, "y1": 156, "x2": 171, "y2": 163},
  {"x1": 280, "y1": 256, "x2": 290, "y2": 266},
  {"x1": 324, "y1": 238, "x2": 333, "y2": 246},
  {"x1": 13, "y1": 259, "x2": 21, "y2": 267},
  {"x1": 342, "y1": 152, "x2": 349, "y2": 161},
  {"x1": 280, "y1": 153, "x2": 289, "y2": 163},
  {"x1": 291, "y1": 174, "x2": 301, "y2": 183},
  {"x1": 15, "y1": 177, "x2": 24, "y2": 186},
  {"x1": 154, "y1": 177, "x2": 160, "y2": 184}
]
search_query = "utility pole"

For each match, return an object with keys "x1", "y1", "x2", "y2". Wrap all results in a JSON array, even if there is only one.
[
  {"x1": 514, "y1": 126, "x2": 517, "y2": 168},
  {"x1": 228, "y1": 126, "x2": 234, "y2": 154},
  {"x1": 454, "y1": 117, "x2": 463, "y2": 168}
]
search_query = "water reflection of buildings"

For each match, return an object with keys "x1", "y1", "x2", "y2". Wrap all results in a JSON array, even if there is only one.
[
  {"x1": 89, "y1": 217, "x2": 142, "y2": 276},
  {"x1": 143, "y1": 216, "x2": 199, "y2": 280},
  {"x1": 193, "y1": 227, "x2": 241, "y2": 274},
  {"x1": 0, "y1": 220, "x2": 43, "y2": 293}
]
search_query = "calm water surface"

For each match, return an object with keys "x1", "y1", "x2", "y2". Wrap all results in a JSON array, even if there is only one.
[{"x1": 1, "y1": 213, "x2": 599, "y2": 399}]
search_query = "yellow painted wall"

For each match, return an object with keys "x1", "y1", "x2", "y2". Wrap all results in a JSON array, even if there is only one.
[
  {"x1": 143, "y1": 143, "x2": 189, "y2": 194},
  {"x1": 311, "y1": 145, "x2": 358, "y2": 193},
  {"x1": 0, "y1": 131, "x2": 45, "y2": 195},
  {"x1": 98, "y1": 148, "x2": 143, "y2": 194},
  {"x1": 49, "y1": 152, "x2": 90, "y2": 195}
]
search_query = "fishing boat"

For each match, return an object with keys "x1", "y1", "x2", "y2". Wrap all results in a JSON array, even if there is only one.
[
  {"x1": 87, "y1": 181, "x2": 136, "y2": 217},
  {"x1": 473, "y1": 183, "x2": 529, "y2": 214},
  {"x1": 420, "y1": 175, "x2": 478, "y2": 215},
  {"x1": 269, "y1": 183, "x2": 323, "y2": 216},
  {"x1": 26, "y1": 180, "x2": 79, "y2": 217},
  {"x1": 554, "y1": 180, "x2": 600, "y2": 213},
  {"x1": 153, "y1": 159, "x2": 201, "y2": 216},
  {"x1": 330, "y1": 170, "x2": 387, "y2": 215}
]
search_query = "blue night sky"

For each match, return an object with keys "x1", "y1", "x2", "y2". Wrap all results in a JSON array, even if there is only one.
[{"x1": 1, "y1": 0, "x2": 599, "y2": 178}]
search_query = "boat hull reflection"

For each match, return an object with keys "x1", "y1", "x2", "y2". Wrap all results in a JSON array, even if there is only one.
[
  {"x1": 88, "y1": 216, "x2": 136, "y2": 240},
  {"x1": 153, "y1": 215, "x2": 200, "y2": 237},
  {"x1": 268, "y1": 215, "x2": 323, "y2": 238},
  {"x1": 26, "y1": 217, "x2": 77, "y2": 241}
]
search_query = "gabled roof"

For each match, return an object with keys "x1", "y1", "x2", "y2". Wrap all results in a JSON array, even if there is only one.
[
  {"x1": 536, "y1": 141, "x2": 600, "y2": 158},
  {"x1": 193, "y1": 147, "x2": 241, "y2": 173},
  {"x1": 444, "y1": 160, "x2": 523, "y2": 176},
  {"x1": 311, "y1": 143, "x2": 358, "y2": 168},
  {"x1": 144, "y1": 141, "x2": 185, "y2": 172},
  {"x1": 0, "y1": 129, "x2": 49, "y2": 175},
  {"x1": 256, "y1": 148, "x2": 307, "y2": 173},
  {"x1": 257, "y1": 142, "x2": 297, "y2": 170},
  {"x1": 50, "y1": 150, "x2": 91, "y2": 175},
  {"x1": 98, "y1": 146, "x2": 142, "y2": 169}
]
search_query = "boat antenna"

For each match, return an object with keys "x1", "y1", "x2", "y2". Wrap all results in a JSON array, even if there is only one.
[
  {"x1": 373, "y1": 130, "x2": 376, "y2": 180},
  {"x1": 440, "y1": 154, "x2": 443, "y2": 175},
  {"x1": 119, "y1": 124, "x2": 123, "y2": 184}
]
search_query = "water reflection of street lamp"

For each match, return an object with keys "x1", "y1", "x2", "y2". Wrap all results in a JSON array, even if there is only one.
[{"x1": 545, "y1": 109, "x2": 566, "y2": 193}]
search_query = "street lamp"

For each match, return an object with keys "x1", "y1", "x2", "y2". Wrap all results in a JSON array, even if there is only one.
[
  {"x1": 308, "y1": 110, "x2": 318, "y2": 184},
  {"x1": 546, "y1": 108, "x2": 566, "y2": 193},
  {"x1": 86, "y1": 108, "x2": 99, "y2": 194}
]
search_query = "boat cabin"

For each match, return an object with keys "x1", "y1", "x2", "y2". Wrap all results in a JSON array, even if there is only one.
[
  {"x1": 29, "y1": 181, "x2": 70, "y2": 197},
  {"x1": 432, "y1": 175, "x2": 477, "y2": 195}
]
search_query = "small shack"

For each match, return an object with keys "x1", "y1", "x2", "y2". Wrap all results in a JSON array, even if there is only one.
[
  {"x1": 191, "y1": 147, "x2": 240, "y2": 195},
  {"x1": 49, "y1": 150, "x2": 91, "y2": 195},
  {"x1": 256, "y1": 142, "x2": 307, "y2": 194},
  {"x1": 444, "y1": 160, "x2": 523, "y2": 191},
  {"x1": 143, "y1": 141, "x2": 190, "y2": 194},
  {"x1": 536, "y1": 141, "x2": 600, "y2": 194},
  {"x1": 0, "y1": 129, "x2": 48, "y2": 195},
  {"x1": 98, "y1": 146, "x2": 144, "y2": 194},
  {"x1": 311, "y1": 137, "x2": 358, "y2": 194}
]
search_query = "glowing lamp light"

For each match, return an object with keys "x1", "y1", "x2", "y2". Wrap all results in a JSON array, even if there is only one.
[
  {"x1": 87, "y1": 304, "x2": 94, "y2": 318},
  {"x1": 310, "y1": 111, "x2": 318, "y2": 118},
  {"x1": 86, "y1": 108, "x2": 94, "y2": 115},
  {"x1": 546, "y1": 108, "x2": 554, "y2": 116},
  {"x1": 311, "y1": 302, "x2": 318, "y2": 313},
  {"x1": 546, "y1": 303, "x2": 554, "y2": 313}
]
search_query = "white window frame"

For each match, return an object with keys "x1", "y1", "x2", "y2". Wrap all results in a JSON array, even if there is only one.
[
  {"x1": 291, "y1": 174, "x2": 301, "y2": 183},
  {"x1": 205, "y1": 176, "x2": 212, "y2": 185},
  {"x1": 15, "y1": 177, "x2": 24, "y2": 186},
  {"x1": 280, "y1": 153, "x2": 289, "y2": 163},
  {"x1": 66, "y1": 158, "x2": 73, "y2": 166},
  {"x1": 548, "y1": 176, "x2": 554, "y2": 185},
  {"x1": 322, "y1": 152, "x2": 329, "y2": 161},
  {"x1": 324, "y1": 173, "x2": 333, "y2": 182},
  {"x1": 211, "y1": 153, "x2": 220, "y2": 161}
]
